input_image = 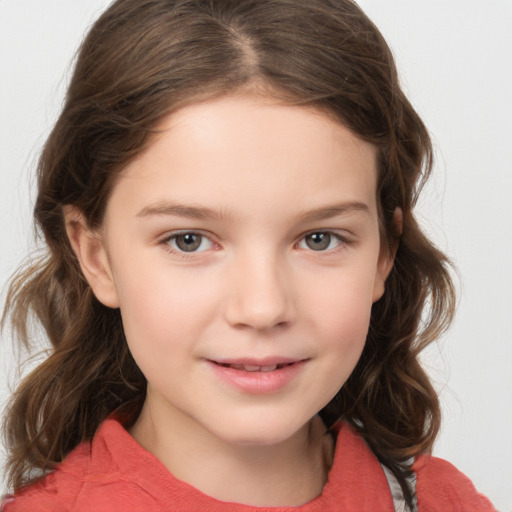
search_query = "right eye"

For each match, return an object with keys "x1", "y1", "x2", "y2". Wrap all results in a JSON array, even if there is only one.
[{"x1": 164, "y1": 232, "x2": 214, "y2": 253}]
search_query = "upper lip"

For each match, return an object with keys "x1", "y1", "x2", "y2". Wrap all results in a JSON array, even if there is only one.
[{"x1": 207, "y1": 357, "x2": 307, "y2": 366}]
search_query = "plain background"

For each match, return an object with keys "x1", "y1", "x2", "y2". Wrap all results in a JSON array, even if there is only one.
[{"x1": 1, "y1": 1, "x2": 511, "y2": 509}]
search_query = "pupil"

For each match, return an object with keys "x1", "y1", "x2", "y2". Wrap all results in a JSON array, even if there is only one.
[
  {"x1": 307, "y1": 232, "x2": 330, "y2": 251},
  {"x1": 176, "y1": 233, "x2": 201, "y2": 252}
]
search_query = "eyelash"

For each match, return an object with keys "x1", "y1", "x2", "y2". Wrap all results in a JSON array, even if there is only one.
[
  {"x1": 296, "y1": 231, "x2": 350, "y2": 252},
  {"x1": 158, "y1": 230, "x2": 351, "y2": 257},
  {"x1": 159, "y1": 231, "x2": 217, "y2": 257}
]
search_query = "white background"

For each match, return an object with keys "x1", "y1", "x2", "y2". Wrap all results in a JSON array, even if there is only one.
[{"x1": 1, "y1": 1, "x2": 511, "y2": 509}]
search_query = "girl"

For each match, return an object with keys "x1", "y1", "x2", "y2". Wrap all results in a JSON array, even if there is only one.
[{"x1": 0, "y1": 0, "x2": 497, "y2": 510}]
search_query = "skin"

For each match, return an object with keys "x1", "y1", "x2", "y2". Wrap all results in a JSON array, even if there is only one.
[{"x1": 66, "y1": 92, "x2": 395, "y2": 506}]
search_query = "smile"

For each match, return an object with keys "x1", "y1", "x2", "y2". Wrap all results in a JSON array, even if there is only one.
[
  {"x1": 216, "y1": 362, "x2": 296, "y2": 372},
  {"x1": 206, "y1": 358, "x2": 308, "y2": 394}
]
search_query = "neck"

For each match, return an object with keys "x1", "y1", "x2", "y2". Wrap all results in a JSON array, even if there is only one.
[{"x1": 130, "y1": 400, "x2": 334, "y2": 507}]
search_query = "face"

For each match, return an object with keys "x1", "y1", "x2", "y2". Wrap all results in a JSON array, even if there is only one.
[{"x1": 75, "y1": 93, "x2": 392, "y2": 447}]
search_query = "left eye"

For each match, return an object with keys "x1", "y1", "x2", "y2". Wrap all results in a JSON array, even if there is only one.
[
  {"x1": 166, "y1": 232, "x2": 214, "y2": 253},
  {"x1": 298, "y1": 232, "x2": 344, "y2": 251}
]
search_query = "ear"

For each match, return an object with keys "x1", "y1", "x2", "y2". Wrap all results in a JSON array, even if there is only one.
[
  {"x1": 372, "y1": 207, "x2": 402, "y2": 303},
  {"x1": 63, "y1": 205, "x2": 120, "y2": 308}
]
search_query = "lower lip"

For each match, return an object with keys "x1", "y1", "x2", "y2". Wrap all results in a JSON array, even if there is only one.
[{"x1": 206, "y1": 360, "x2": 306, "y2": 394}]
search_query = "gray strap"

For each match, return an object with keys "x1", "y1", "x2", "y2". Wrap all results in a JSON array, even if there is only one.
[{"x1": 380, "y1": 460, "x2": 418, "y2": 512}]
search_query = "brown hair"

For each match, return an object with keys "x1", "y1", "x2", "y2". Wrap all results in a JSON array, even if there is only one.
[{"x1": 2, "y1": 0, "x2": 455, "y2": 506}]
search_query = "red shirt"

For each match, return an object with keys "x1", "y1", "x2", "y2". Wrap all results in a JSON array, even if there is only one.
[{"x1": 2, "y1": 418, "x2": 495, "y2": 511}]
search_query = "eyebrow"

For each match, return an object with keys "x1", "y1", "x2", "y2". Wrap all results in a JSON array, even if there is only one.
[
  {"x1": 136, "y1": 201, "x2": 369, "y2": 222},
  {"x1": 137, "y1": 202, "x2": 227, "y2": 220}
]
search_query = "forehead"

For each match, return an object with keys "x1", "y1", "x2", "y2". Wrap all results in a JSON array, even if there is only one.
[{"x1": 108, "y1": 93, "x2": 379, "y2": 222}]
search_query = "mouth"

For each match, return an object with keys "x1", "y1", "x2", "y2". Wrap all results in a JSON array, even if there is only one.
[
  {"x1": 213, "y1": 362, "x2": 298, "y2": 372},
  {"x1": 206, "y1": 358, "x2": 308, "y2": 394}
]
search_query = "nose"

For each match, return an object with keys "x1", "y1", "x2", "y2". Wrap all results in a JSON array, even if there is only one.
[{"x1": 224, "y1": 251, "x2": 295, "y2": 332}]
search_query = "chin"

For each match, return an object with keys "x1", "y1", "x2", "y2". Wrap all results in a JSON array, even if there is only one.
[{"x1": 211, "y1": 413, "x2": 312, "y2": 448}]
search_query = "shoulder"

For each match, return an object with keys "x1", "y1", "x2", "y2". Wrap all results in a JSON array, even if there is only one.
[
  {"x1": 1, "y1": 442, "x2": 93, "y2": 512},
  {"x1": 1, "y1": 418, "x2": 156, "y2": 512},
  {"x1": 414, "y1": 454, "x2": 497, "y2": 511}
]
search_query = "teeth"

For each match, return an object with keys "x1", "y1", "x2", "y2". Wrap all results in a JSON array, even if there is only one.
[
  {"x1": 243, "y1": 365, "x2": 261, "y2": 372},
  {"x1": 227, "y1": 364, "x2": 279, "y2": 372}
]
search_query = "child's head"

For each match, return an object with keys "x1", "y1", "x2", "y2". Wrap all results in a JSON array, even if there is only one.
[{"x1": 4, "y1": 0, "x2": 454, "y2": 493}]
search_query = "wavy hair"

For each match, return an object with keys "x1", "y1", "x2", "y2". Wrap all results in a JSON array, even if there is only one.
[{"x1": 2, "y1": 0, "x2": 455, "y2": 506}]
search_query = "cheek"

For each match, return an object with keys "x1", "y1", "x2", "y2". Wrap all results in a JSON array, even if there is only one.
[
  {"x1": 304, "y1": 271, "x2": 375, "y2": 384},
  {"x1": 113, "y1": 263, "x2": 219, "y2": 361},
  {"x1": 306, "y1": 270, "x2": 375, "y2": 336},
  {"x1": 319, "y1": 299, "x2": 370, "y2": 373}
]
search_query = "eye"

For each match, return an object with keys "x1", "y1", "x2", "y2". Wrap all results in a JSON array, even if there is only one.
[
  {"x1": 298, "y1": 232, "x2": 345, "y2": 251},
  {"x1": 165, "y1": 232, "x2": 214, "y2": 253}
]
